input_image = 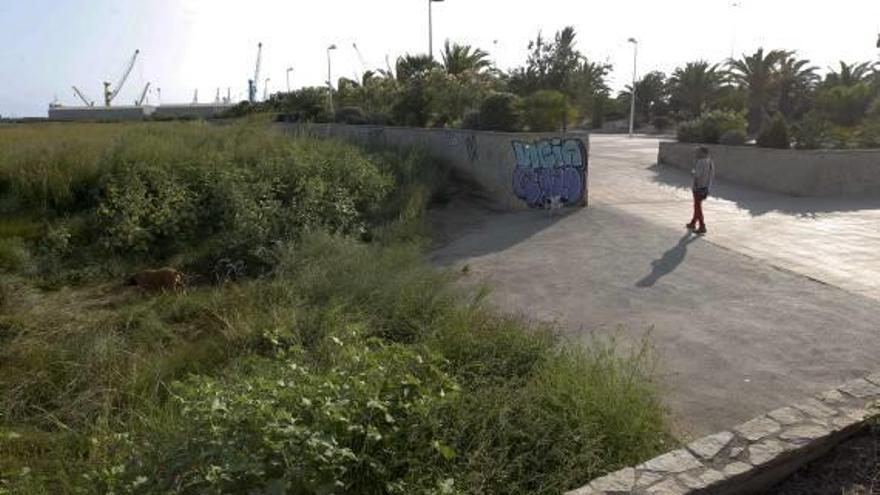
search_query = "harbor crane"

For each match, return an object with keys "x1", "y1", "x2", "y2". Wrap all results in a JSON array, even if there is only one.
[
  {"x1": 135, "y1": 82, "x2": 151, "y2": 106},
  {"x1": 103, "y1": 49, "x2": 140, "y2": 107},
  {"x1": 72, "y1": 86, "x2": 95, "y2": 107},
  {"x1": 248, "y1": 42, "x2": 263, "y2": 103}
]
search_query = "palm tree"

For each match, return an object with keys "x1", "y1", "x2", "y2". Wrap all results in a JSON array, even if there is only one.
[
  {"x1": 824, "y1": 61, "x2": 876, "y2": 87},
  {"x1": 395, "y1": 54, "x2": 439, "y2": 82},
  {"x1": 776, "y1": 55, "x2": 819, "y2": 119},
  {"x1": 727, "y1": 48, "x2": 790, "y2": 133},
  {"x1": 619, "y1": 71, "x2": 669, "y2": 122},
  {"x1": 668, "y1": 61, "x2": 723, "y2": 118},
  {"x1": 441, "y1": 41, "x2": 491, "y2": 76}
]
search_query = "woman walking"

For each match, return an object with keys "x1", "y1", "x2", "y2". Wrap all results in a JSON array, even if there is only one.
[{"x1": 687, "y1": 146, "x2": 715, "y2": 234}]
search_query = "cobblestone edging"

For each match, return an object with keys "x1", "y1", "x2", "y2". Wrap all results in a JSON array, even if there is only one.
[{"x1": 566, "y1": 372, "x2": 880, "y2": 495}]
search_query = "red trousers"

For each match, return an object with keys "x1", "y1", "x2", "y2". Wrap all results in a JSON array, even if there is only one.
[{"x1": 691, "y1": 191, "x2": 705, "y2": 228}]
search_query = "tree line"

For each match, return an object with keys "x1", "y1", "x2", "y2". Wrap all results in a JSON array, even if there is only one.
[{"x1": 227, "y1": 26, "x2": 880, "y2": 148}]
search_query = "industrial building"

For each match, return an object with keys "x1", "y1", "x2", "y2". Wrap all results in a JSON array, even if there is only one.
[
  {"x1": 48, "y1": 105, "x2": 155, "y2": 121},
  {"x1": 47, "y1": 103, "x2": 233, "y2": 122}
]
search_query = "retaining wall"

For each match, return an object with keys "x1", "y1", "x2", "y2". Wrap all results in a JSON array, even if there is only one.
[
  {"x1": 281, "y1": 123, "x2": 589, "y2": 211},
  {"x1": 566, "y1": 372, "x2": 880, "y2": 495},
  {"x1": 659, "y1": 142, "x2": 880, "y2": 197}
]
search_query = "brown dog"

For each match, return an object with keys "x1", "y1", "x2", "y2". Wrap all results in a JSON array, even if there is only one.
[{"x1": 127, "y1": 267, "x2": 184, "y2": 291}]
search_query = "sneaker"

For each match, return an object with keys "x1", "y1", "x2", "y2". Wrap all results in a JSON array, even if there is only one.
[
  {"x1": 695, "y1": 226, "x2": 707, "y2": 234},
  {"x1": 686, "y1": 222, "x2": 696, "y2": 230}
]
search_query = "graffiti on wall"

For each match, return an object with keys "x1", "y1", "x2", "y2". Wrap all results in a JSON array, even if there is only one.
[{"x1": 511, "y1": 138, "x2": 587, "y2": 208}]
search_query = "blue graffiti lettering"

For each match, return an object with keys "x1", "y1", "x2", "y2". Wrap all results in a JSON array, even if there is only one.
[{"x1": 511, "y1": 138, "x2": 587, "y2": 208}]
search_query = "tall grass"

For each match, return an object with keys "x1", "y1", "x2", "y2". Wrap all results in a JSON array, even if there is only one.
[{"x1": 0, "y1": 121, "x2": 670, "y2": 494}]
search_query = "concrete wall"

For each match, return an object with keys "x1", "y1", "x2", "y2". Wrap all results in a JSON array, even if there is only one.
[
  {"x1": 282, "y1": 123, "x2": 589, "y2": 211},
  {"x1": 48, "y1": 105, "x2": 154, "y2": 121},
  {"x1": 659, "y1": 142, "x2": 880, "y2": 197}
]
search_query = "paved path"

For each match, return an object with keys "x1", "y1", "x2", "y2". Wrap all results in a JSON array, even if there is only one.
[{"x1": 431, "y1": 135, "x2": 880, "y2": 439}]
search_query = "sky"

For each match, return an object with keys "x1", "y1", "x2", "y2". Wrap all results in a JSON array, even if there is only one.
[{"x1": 1, "y1": 0, "x2": 879, "y2": 117}]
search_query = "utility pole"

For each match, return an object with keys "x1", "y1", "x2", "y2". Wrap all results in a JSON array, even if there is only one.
[
  {"x1": 628, "y1": 37, "x2": 638, "y2": 138},
  {"x1": 286, "y1": 67, "x2": 293, "y2": 93},
  {"x1": 428, "y1": 0, "x2": 444, "y2": 59},
  {"x1": 327, "y1": 44, "x2": 338, "y2": 114}
]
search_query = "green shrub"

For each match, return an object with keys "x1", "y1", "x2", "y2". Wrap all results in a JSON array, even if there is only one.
[
  {"x1": 0, "y1": 238, "x2": 30, "y2": 273},
  {"x1": 676, "y1": 110, "x2": 746, "y2": 144},
  {"x1": 461, "y1": 111, "x2": 481, "y2": 130},
  {"x1": 651, "y1": 116, "x2": 672, "y2": 132},
  {"x1": 335, "y1": 106, "x2": 367, "y2": 125},
  {"x1": 815, "y1": 83, "x2": 874, "y2": 126},
  {"x1": 96, "y1": 340, "x2": 460, "y2": 495},
  {"x1": 792, "y1": 113, "x2": 832, "y2": 149},
  {"x1": 719, "y1": 130, "x2": 747, "y2": 146},
  {"x1": 756, "y1": 114, "x2": 791, "y2": 149},
  {"x1": 392, "y1": 82, "x2": 431, "y2": 128},
  {"x1": 474, "y1": 92, "x2": 522, "y2": 132},
  {"x1": 522, "y1": 90, "x2": 572, "y2": 132},
  {"x1": 855, "y1": 119, "x2": 880, "y2": 149},
  {"x1": 675, "y1": 120, "x2": 701, "y2": 143}
]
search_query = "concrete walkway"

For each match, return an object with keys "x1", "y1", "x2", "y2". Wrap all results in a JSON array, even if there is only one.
[{"x1": 430, "y1": 135, "x2": 880, "y2": 439}]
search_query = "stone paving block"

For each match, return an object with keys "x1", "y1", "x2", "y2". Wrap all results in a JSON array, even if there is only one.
[
  {"x1": 588, "y1": 467, "x2": 635, "y2": 493},
  {"x1": 677, "y1": 468, "x2": 726, "y2": 490},
  {"x1": 768, "y1": 406, "x2": 806, "y2": 426},
  {"x1": 866, "y1": 372, "x2": 880, "y2": 386},
  {"x1": 638, "y1": 449, "x2": 703, "y2": 474},
  {"x1": 778, "y1": 423, "x2": 831, "y2": 445},
  {"x1": 838, "y1": 378, "x2": 880, "y2": 399},
  {"x1": 839, "y1": 407, "x2": 873, "y2": 423},
  {"x1": 728, "y1": 446, "x2": 745, "y2": 459},
  {"x1": 723, "y1": 461, "x2": 752, "y2": 477},
  {"x1": 687, "y1": 431, "x2": 734, "y2": 461},
  {"x1": 831, "y1": 413, "x2": 866, "y2": 432},
  {"x1": 734, "y1": 416, "x2": 781, "y2": 441},
  {"x1": 646, "y1": 478, "x2": 688, "y2": 495},
  {"x1": 635, "y1": 471, "x2": 665, "y2": 488},
  {"x1": 748, "y1": 439, "x2": 789, "y2": 466},
  {"x1": 793, "y1": 398, "x2": 838, "y2": 419},
  {"x1": 816, "y1": 389, "x2": 846, "y2": 405}
]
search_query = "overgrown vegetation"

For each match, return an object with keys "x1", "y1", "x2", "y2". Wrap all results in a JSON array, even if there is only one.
[{"x1": 0, "y1": 122, "x2": 670, "y2": 494}]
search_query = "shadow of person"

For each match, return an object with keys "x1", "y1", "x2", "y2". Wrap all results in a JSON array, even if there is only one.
[{"x1": 636, "y1": 233, "x2": 699, "y2": 288}]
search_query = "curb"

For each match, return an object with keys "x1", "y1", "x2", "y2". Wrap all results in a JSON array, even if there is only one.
[{"x1": 566, "y1": 372, "x2": 880, "y2": 495}]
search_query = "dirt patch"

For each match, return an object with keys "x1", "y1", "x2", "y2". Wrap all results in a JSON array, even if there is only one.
[{"x1": 765, "y1": 422, "x2": 879, "y2": 495}]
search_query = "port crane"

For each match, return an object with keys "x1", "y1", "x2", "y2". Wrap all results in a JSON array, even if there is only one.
[
  {"x1": 72, "y1": 86, "x2": 95, "y2": 107},
  {"x1": 248, "y1": 43, "x2": 263, "y2": 103},
  {"x1": 103, "y1": 49, "x2": 140, "y2": 106},
  {"x1": 135, "y1": 82, "x2": 151, "y2": 106}
]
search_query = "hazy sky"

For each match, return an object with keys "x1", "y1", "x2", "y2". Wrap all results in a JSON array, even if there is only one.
[{"x1": 1, "y1": 0, "x2": 879, "y2": 117}]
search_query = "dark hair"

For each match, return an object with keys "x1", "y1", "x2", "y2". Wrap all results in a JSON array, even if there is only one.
[{"x1": 696, "y1": 146, "x2": 710, "y2": 157}]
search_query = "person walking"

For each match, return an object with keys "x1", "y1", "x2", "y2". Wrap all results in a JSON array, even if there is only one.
[{"x1": 687, "y1": 146, "x2": 715, "y2": 234}]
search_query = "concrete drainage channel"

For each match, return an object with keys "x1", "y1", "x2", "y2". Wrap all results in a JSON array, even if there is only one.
[{"x1": 567, "y1": 372, "x2": 880, "y2": 495}]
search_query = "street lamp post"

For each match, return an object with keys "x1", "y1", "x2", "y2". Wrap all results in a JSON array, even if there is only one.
[
  {"x1": 428, "y1": 0, "x2": 444, "y2": 59},
  {"x1": 627, "y1": 37, "x2": 638, "y2": 138},
  {"x1": 327, "y1": 44, "x2": 337, "y2": 114},
  {"x1": 286, "y1": 67, "x2": 293, "y2": 93}
]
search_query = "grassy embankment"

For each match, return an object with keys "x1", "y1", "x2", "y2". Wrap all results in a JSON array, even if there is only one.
[{"x1": 0, "y1": 121, "x2": 671, "y2": 494}]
